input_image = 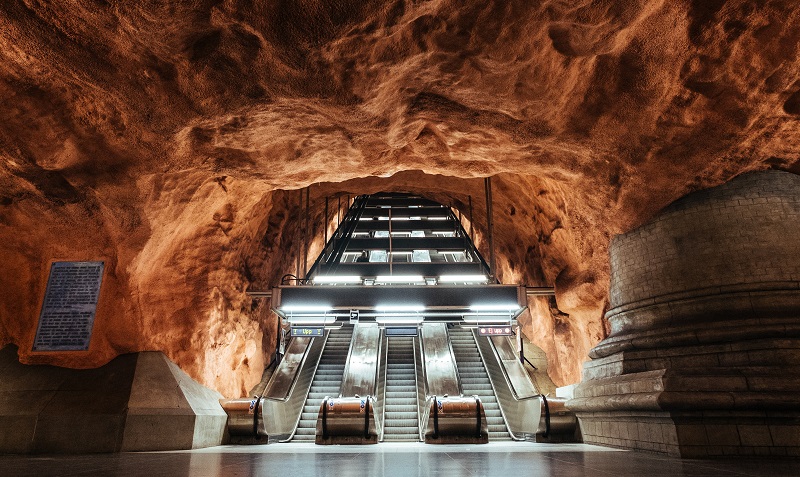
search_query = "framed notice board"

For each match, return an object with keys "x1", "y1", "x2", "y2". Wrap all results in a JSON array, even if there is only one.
[{"x1": 33, "y1": 261, "x2": 104, "y2": 351}]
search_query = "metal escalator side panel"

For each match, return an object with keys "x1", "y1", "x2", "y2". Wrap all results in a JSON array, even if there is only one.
[
  {"x1": 415, "y1": 335, "x2": 428, "y2": 442},
  {"x1": 222, "y1": 336, "x2": 316, "y2": 437},
  {"x1": 262, "y1": 336, "x2": 312, "y2": 399},
  {"x1": 420, "y1": 323, "x2": 461, "y2": 397},
  {"x1": 472, "y1": 329, "x2": 542, "y2": 440},
  {"x1": 262, "y1": 331, "x2": 330, "y2": 439},
  {"x1": 377, "y1": 332, "x2": 388, "y2": 441},
  {"x1": 339, "y1": 323, "x2": 382, "y2": 398},
  {"x1": 489, "y1": 335, "x2": 539, "y2": 399}
]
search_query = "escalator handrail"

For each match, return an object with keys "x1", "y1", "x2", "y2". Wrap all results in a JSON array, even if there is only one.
[
  {"x1": 275, "y1": 331, "x2": 332, "y2": 442},
  {"x1": 484, "y1": 334, "x2": 541, "y2": 401},
  {"x1": 338, "y1": 324, "x2": 363, "y2": 397},
  {"x1": 377, "y1": 333, "x2": 388, "y2": 441},
  {"x1": 471, "y1": 329, "x2": 536, "y2": 441},
  {"x1": 416, "y1": 336, "x2": 431, "y2": 441},
  {"x1": 261, "y1": 335, "x2": 319, "y2": 403},
  {"x1": 445, "y1": 327, "x2": 465, "y2": 394}
]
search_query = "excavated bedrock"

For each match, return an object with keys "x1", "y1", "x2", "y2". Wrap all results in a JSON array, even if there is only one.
[{"x1": 0, "y1": 1, "x2": 798, "y2": 397}]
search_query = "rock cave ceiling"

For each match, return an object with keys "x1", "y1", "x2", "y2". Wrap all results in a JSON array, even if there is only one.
[{"x1": 1, "y1": 1, "x2": 799, "y2": 396}]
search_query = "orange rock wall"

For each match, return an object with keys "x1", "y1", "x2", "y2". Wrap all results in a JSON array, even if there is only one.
[{"x1": 1, "y1": 1, "x2": 799, "y2": 395}]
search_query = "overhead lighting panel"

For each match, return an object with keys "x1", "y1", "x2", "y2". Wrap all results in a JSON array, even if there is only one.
[
  {"x1": 312, "y1": 276, "x2": 362, "y2": 284},
  {"x1": 376, "y1": 316, "x2": 424, "y2": 325},
  {"x1": 288, "y1": 316, "x2": 338, "y2": 325},
  {"x1": 438, "y1": 274, "x2": 488, "y2": 284},
  {"x1": 280, "y1": 304, "x2": 333, "y2": 313},
  {"x1": 374, "y1": 275, "x2": 424, "y2": 284},
  {"x1": 375, "y1": 304, "x2": 425, "y2": 313},
  {"x1": 469, "y1": 304, "x2": 521, "y2": 312}
]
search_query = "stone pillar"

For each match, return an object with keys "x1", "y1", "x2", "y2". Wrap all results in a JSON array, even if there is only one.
[{"x1": 568, "y1": 170, "x2": 800, "y2": 457}]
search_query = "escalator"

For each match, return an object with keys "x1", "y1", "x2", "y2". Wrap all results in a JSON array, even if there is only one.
[
  {"x1": 230, "y1": 192, "x2": 575, "y2": 444},
  {"x1": 449, "y1": 327, "x2": 511, "y2": 441},
  {"x1": 382, "y1": 336, "x2": 419, "y2": 442},
  {"x1": 292, "y1": 326, "x2": 354, "y2": 442}
]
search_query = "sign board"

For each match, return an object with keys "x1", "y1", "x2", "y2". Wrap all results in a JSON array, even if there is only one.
[
  {"x1": 385, "y1": 327, "x2": 418, "y2": 336},
  {"x1": 291, "y1": 326, "x2": 324, "y2": 337},
  {"x1": 33, "y1": 261, "x2": 104, "y2": 351},
  {"x1": 478, "y1": 326, "x2": 513, "y2": 336}
]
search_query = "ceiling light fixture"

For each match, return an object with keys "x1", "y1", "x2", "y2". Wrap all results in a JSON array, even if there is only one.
[
  {"x1": 438, "y1": 274, "x2": 488, "y2": 283},
  {"x1": 374, "y1": 275, "x2": 424, "y2": 283},
  {"x1": 312, "y1": 275, "x2": 362, "y2": 284}
]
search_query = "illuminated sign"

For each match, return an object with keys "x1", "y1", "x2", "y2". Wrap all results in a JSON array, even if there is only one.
[
  {"x1": 385, "y1": 327, "x2": 418, "y2": 336},
  {"x1": 291, "y1": 326, "x2": 324, "y2": 337},
  {"x1": 478, "y1": 326, "x2": 513, "y2": 336}
]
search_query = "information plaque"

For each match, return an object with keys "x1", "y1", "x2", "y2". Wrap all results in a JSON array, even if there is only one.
[{"x1": 33, "y1": 261, "x2": 104, "y2": 351}]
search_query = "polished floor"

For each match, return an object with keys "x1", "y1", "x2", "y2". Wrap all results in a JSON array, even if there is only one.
[{"x1": 2, "y1": 442, "x2": 800, "y2": 477}]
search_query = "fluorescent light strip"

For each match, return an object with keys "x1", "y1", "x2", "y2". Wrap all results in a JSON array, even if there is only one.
[
  {"x1": 376, "y1": 316, "x2": 424, "y2": 325},
  {"x1": 376, "y1": 304, "x2": 425, "y2": 313},
  {"x1": 438, "y1": 274, "x2": 488, "y2": 283},
  {"x1": 281, "y1": 305, "x2": 333, "y2": 313},
  {"x1": 288, "y1": 316, "x2": 337, "y2": 325},
  {"x1": 312, "y1": 276, "x2": 362, "y2": 284},
  {"x1": 374, "y1": 275, "x2": 424, "y2": 283},
  {"x1": 470, "y1": 304, "x2": 521, "y2": 312},
  {"x1": 464, "y1": 316, "x2": 512, "y2": 324}
]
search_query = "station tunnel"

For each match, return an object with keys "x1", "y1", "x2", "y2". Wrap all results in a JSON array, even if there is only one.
[
  {"x1": 223, "y1": 191, "x2": 577, "y2": 444},
  {"x1": 1, "y1": 0, "x2": 800, "y2": 465}
]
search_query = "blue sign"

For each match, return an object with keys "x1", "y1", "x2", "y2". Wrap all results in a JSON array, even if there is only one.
[{"x1": 385, "y1": 327, "x2": 418, "y2": 336}]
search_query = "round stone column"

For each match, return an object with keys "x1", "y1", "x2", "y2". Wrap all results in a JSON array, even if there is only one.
[{"x1": 568, "y1": 170, "x2": 800, "y2": 457}]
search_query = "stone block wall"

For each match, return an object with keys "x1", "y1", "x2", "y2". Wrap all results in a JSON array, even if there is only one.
[
  {"x1": 568, "y1": 171, "x2": 800, "y2": 458},
  {"x1": 608, "y1": 171, "x2": 800, "y2": 308},
  {"x1": 0, "y1": 346, "x2": 226, "y2": 453}
]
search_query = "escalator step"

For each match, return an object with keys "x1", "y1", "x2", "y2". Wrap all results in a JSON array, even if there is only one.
[
  {"x1": 450, "y1": 329, "x2": 512, "y2": 439},
  {"x1": 291, "y1": 328, "x2": 354, "y2": 442}
]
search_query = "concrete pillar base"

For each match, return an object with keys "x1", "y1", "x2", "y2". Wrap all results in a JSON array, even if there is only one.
[
  {"x1": 0, "y1": 345, "x2": 226, "y2": 453},
  {"x1": 567, "y1": 171, "x2": 800, "y2": 458}
]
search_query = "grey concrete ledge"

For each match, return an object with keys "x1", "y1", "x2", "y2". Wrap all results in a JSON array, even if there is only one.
[{"x1": 606, "y1": 281, "x2": 800, "y2": 319}]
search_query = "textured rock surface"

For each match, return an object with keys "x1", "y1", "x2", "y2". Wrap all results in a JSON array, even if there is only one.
[{"x1": 1, "y1": 1, "x2": 799, "y2": 396}]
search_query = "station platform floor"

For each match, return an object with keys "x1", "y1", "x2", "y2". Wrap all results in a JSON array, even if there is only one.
[{"x1": 2, "y1": 442, "x2": 799, "y2": 477}]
